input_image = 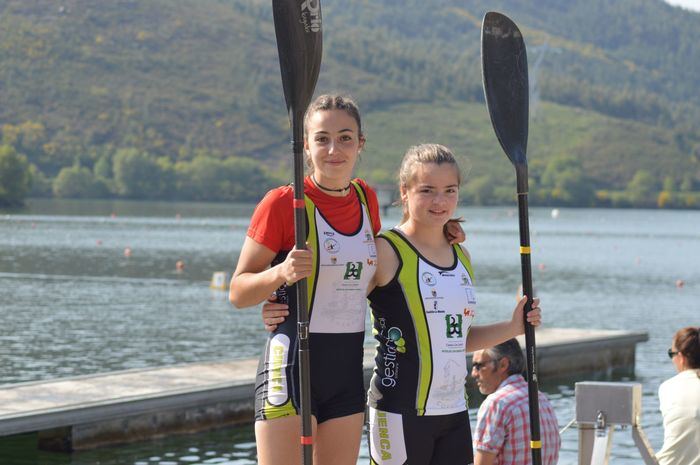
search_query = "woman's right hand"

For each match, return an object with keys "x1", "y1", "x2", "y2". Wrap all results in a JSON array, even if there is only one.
[
  {"x1": 262, "y1": 294, "x2": 290, "y2": 332},
  {"x1": 511, "y1": 296, "x2": 542, "y2": 332},
  {"x1": 278, "y1": 245, "x2": 313, "y2": 285}
]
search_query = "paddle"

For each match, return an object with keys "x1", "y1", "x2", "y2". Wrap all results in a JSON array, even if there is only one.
[
  {"x1": 481, "y1": 12, "x2": 542, "y2": 465},
  {"x1": 272, "y1": 1, "x2": 322, "y2": 463}
]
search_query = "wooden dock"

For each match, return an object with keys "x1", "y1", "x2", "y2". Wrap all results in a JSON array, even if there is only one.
[{"x1": 0, "y1": 328, "x2": 648, "y2": 451}]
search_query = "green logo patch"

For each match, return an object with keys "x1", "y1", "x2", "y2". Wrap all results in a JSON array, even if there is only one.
[
  {"x1": 343, "y1": 261, "x2": 363, "y2": 280},
  {"x1": 445, "y1": 314, "x2": 463, "y2": 338}
]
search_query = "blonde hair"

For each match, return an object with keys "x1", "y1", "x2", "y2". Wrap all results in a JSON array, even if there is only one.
[{"x1": 398, "y1": 144, "x2": 461, "y2": 223}]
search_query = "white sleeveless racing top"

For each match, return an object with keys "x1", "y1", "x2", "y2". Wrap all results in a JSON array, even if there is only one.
[{"x1": 306, "y1": 183, "x2": 377, "y2": 333}]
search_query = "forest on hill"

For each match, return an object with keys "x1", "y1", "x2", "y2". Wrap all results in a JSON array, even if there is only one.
[{"x1": 0, "y1": 0, "x2": 699, "y2": 208}]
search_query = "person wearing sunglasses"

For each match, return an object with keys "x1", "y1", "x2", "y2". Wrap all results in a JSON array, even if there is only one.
[
  {"x1": 471, "y1": 338, "x2": 560, "y2": 465},
  {"x1": 656, "y1": 326, "x2": 700, "y2": 465}
]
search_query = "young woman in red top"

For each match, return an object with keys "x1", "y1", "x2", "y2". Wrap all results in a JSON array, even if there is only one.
[{"x1": 230, "y1": 94, "x2": 383, "y2": 465}]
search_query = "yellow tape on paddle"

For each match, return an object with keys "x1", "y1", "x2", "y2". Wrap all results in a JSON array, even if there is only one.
[
  {"x1": 520, "y1": 246, "x2": 531, "y2": 254},
  {"x1": 531, "y1": 440, "x2": 542, "y2": 449}
]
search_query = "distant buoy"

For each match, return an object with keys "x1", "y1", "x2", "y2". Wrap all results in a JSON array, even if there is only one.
[
  {"x1": 551, "y1": 208, "x2": 560, "y2": 219},
  {"x1": 124, "y1": 247, "x2": 132, "y2": 258},
  {"x1": 110, "y1": 212, "x2": 117, "y2": 219},
  {"x1": 176, "y1": 260, "x2": 185, "y2": 271},
  {"x1": 635, "y1": 257, "x2": 641, "y2": 265},
  {"x1": 175, "y1": 213, "x2": 181, "y2": 220},
  {"x1": 538, "y1": 263, "x2": 546, "y2": 271},
  {"x1": 96, "y1": 240, "x2": 103, "y2": 246},
  {"x1": 676, "y1": 279, "x2": 685, "y2": 288},
  {"x1": 210, "y1": 271, "x2": 230, "y2": 290}
]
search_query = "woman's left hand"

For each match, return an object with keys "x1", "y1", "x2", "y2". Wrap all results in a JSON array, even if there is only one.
[{"x1": 261, "y1": 294, "x2": 290, "y2": 332}]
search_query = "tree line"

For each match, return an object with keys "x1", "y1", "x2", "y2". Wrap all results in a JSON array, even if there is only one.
[
  {"x1": 3, "y1": 139, "x2": 697, "y2": 209},
  {"x1": 0, "y1": 117, "x2": 288, "y2": 207},
  {"x1": 462, "y1": 154, "x2": 699, "y2": 209}
]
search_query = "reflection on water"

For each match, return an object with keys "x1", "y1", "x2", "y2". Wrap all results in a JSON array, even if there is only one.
[
  {"x1": 0, "y1": 428, "x2": 258, "y2": 465},
  {"x1": 1, "y1": 200, "x2": 699, "y2": 464}
]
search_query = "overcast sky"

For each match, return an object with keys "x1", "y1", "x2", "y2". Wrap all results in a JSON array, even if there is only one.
[{"x1": 664, "y1": 0, "x2": 700, "y2": 12}]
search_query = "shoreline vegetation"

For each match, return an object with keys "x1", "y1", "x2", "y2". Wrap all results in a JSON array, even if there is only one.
[
  {"x1": 1, "y1": 142, "x2": 699, "y2": 210},
  {"x1": 1, "y1": 1, "x2": 699, "y2": 209},
  {"x1": 2, "y1": 100, "x2": 699, "y2": 210},
  {"x1": 3, "y1": 188, "x2": 700, "y2": 213}
]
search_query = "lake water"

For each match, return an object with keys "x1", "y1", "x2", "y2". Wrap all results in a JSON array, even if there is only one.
[{"x1": 1, "y1": 199, "x2": 698, "y2": 464}]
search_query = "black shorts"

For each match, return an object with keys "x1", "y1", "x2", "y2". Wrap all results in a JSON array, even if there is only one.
[
  {"x1": 368, "y1": 407, "x2": 473, "y2": 465},
  {"x1": 255, "y1": 331, "x2": 366, "y2": 424}
]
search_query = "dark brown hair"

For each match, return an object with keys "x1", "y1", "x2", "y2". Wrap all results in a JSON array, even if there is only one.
[
  {"x1": 304, "y1": 94, "x2": 363, "y2": 138},
  {"x1": 674, "y1": 326, "x2": 700, "y2": 370},
  {"x1": 303, "y1": 94, "x2": 363, "y2": 174}
]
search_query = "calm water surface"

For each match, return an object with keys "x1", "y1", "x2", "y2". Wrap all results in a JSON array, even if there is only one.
[{"x1": 1, "y1": 199, "x2": 698, "y2": 464}]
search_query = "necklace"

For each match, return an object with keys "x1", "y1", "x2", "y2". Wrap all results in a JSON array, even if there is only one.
[{"x1": 312, "y1": 175, "x2": 351, "y2": 193}]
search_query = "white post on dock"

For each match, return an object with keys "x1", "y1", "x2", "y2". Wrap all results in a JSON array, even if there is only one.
[{"x1": 575, "y1": 382, "x2": 658, "y2": 465}]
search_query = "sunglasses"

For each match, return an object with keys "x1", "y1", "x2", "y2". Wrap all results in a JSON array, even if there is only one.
[
  {"x1": 667, "y1": 348, "x2": 680, "y2": 359},
  {"x1": 472, "y1": 360, "x2": 496, "y2": 371}
]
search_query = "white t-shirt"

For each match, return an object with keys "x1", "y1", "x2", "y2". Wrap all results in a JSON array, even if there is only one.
[{"x1": 656, "y1": 369, "x2": 700, "y2": 465}]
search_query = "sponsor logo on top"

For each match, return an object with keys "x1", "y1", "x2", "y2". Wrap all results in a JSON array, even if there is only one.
[
  {"x1": 324, "y1": 238, "x2": 339, "y2": 253},
  {"x1": 368, "y1": 243, "x2": 377, "y2": 258},
  {"x1": 344, "y1": 261, "x2": 363, "y2": 280},
  {"x1": 445, "y1": 314, "x2": 463, "y2": 338},
  {"x1": 422, "y1": 272, "x2": 436, "y2": 287},
  {"x1": 465, "y1": 286, "x2": 476, "y2": 305}
]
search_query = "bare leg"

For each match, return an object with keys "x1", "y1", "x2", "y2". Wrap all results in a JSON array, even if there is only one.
[
  {"x1": 255, "y1": 415, "x2": 318, "y2": 465},
  {"x1": 314, "y1": 412, "x2": 365, "y2": 465}
]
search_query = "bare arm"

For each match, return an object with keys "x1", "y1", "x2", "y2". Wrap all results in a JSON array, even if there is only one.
[
  {"x1": 229, "y1": 236, "x2": 312, "y2": 308},
  {"x1": 466, "y1": 296, "x2": 541, "y2": 352},
  {"x1": 369, "y1": 236, "x2": 399, "y2": 293},
  {"x1": 474, "y1": 450, "x2": 497, "y2": 465}
]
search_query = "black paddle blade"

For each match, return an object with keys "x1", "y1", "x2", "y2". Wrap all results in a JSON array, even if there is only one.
[
  {"x1": 272, "y1": 0, "x2": 323, "y2": 122},
  {"x1": 481, "y1": 12, "x2": 529, "y2": 166}
]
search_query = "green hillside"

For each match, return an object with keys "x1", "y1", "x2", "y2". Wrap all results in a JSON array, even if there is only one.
[
  {"x1": 0, "y1": 0, "x2": 698, "y2": 207},
  {"x1": 358, "y1": 101, "x2": 696, "y2": 206}
]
